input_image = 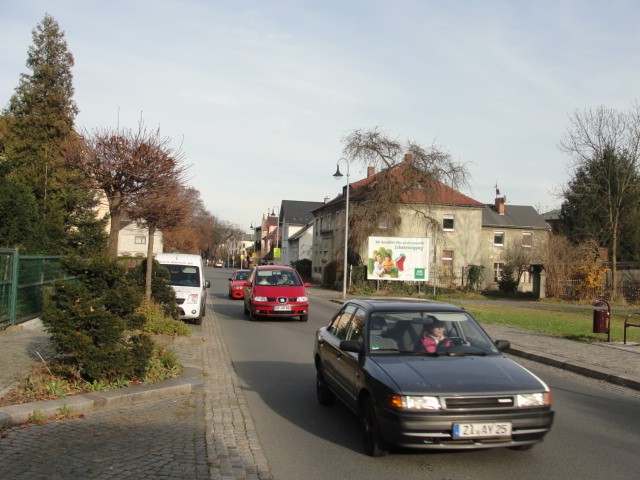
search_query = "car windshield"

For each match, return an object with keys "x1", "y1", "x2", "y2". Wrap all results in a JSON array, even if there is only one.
[
  {"x1": 255, "y1": 270, "x2": 302, "y2": 286},
  {"x1": 368, "y1": 311, "x2": 498, "y2": 356},
  {"x1": 164, "y1": 265, "x2": 201, "y2": 287},
  {"x1": 235, "y1": 271, "x2": 249, "y2": 281}
]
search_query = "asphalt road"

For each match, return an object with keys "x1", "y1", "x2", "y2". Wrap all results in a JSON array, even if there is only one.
[{"x1": 211, "y1": 269, "x2": 640, "y2": 480}]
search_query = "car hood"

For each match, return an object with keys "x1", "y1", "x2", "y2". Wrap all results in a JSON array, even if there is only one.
[{"x1": 371, "y1": 355, "x2": 546, "y2": 394}]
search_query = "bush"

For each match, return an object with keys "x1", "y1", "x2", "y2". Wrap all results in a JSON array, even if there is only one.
[
  {"x1": 323, "y1": 260, "x2": 340, "y2": 289},
  {"x1": 498, "y1": 265, "x2": 518, "y2": 295},
  {"x1": 42, "y1": 255, "x2": 155, "y2": 382},
  {"x1": 138, "y1": 300, "x2": 190, "y2": 336},
  {"x1": 126, "y1": 258, "x2": 181, "y2": 319},
  {"x1": 290, "y1": 258, "x2": 312, "y2": 282}
]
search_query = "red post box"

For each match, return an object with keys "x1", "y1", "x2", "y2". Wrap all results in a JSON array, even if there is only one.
[{"x1": 592, "y1": 299, "x2": 610, "y2": 337}]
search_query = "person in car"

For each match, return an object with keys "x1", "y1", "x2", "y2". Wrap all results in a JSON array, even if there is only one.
[
  {"x1": 420, "y1": 320, "x2": 453, "y2": 353},
  {"x1": 276, "y1": 272, "x2": 293, "y2": 285}
]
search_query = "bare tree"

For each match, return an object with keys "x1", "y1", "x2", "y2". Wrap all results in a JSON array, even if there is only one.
[
  {"x1": 128, "y1": 180, "x2": 189, "y2": 299},
  {"x1": 503, "y1": 241, "x2": 545, "y2": 287},
  {"x1": 559, "y1": 104, "x2": 640, "y2": 297},
  {"x1": 65, "y1": 121, "x2": 189, "y2": 257},
  {"x1": 339, "y1": 128, "x2": 470, "y2": 256}
]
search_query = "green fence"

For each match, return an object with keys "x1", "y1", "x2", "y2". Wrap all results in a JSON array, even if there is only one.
[{"x1": 0, "y1": 249, "x2": 71, "y2": 328}]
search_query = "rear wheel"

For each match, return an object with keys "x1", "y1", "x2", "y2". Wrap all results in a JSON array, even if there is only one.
[
  {"x1": 316, "y1": 371, "x2": 335, "y2": 406},
  {"x1": 360, "y1": 397, "x2": 389, "y2": 457}
]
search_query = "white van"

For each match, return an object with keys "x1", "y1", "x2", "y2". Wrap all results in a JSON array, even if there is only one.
[{"x1": 156, "y1": 253, "x2": 210, "y2": 325}]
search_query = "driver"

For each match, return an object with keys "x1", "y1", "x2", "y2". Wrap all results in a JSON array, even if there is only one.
[{"x1": 420, "y1": 320, "x2": 453, "y2": 353}]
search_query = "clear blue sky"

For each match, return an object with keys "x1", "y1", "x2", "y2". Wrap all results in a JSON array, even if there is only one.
[{"x1": 2, "y1": 1, "x2": 639, "y2": 231}]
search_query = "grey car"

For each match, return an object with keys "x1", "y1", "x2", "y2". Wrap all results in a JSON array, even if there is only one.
[{"x1": 314, "y1": 298, "x2": 554, "y2": 456}]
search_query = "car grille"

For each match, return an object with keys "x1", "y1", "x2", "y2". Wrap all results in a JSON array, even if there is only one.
[
  {"x1": 267, "y1": 297, "x2": 299, "y2": 302},
  {"x1": 443, "y1": 396, "x2": 515, "y2": 410}
]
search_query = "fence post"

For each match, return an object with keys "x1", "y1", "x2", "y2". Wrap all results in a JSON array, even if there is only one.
[{"x1": 9, "y1": 248, "x2": 19, "y2": 326}]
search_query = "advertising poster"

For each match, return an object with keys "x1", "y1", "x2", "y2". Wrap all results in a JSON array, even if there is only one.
[{"x1": 367, "y1": 236, "x2": 430, "y2": 282}]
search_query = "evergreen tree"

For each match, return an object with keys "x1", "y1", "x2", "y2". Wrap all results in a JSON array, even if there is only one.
[{"x1": 1, "y1": 15, "x2": 106, "y2": 255}]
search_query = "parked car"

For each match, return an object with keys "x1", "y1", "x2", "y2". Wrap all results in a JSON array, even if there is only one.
[
  {"x1": 243, "y1": 265, "x2": 311, "y2": 321},
  {"x1": 228, "y1": 269, "x2": 250, "y2": 299},
  {"x1": 214, "y1": 259, "x2": 224, "y2": 268},
  {"x1": 314, "y1": 298, "x2": 554, "y2": 456},
  {"x1": 156, "y1": 253, "x2": 210, "y2": 325}
]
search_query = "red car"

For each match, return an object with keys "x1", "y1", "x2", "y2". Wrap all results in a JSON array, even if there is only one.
[
  {"x1": 228, "y1": 269, "x2": 250, "y2": 299},
  {"x1": 243, "y1": 265, "x2": 311, "y2": 322}
]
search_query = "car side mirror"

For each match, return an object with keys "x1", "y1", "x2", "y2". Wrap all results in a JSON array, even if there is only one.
[
  {"x1": 205, "y1": 280, "x2": 211, "y2": 289},
  {"x1": 340, "y1": 340, "x2": 362, "y2": 354},
  {"x1": 243, "y1": 281, "x2": 251, "y2": 287},
  {"x1": 494, "y1": 339, "x2": 510, "y2": 351},
  {"x1": 304, "y1": 282, "x2": 312, "y2": 287}
]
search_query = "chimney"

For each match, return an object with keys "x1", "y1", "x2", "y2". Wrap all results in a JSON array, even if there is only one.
[
  {"x1": 324, "y1": 196, "x2": 330, "y2": 203},
  {"x1": 404, "y1": 153, "x2": 414, "y2": 163},
  {"x1": 367, "y1": 166, "x2": 375, "y2": 177},
  {"x1": 495, "y1": 196, "x2": 505, "y2": 215}
]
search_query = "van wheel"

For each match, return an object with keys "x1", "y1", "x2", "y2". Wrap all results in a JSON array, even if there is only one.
[
  {"x1": 300, "y1": 315, "x2": 308, "y2": 322},
  {"x1": 193, "y1": 316, "x2": 202, "y2": 325}
]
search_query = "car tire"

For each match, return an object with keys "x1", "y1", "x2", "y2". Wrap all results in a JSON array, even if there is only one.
[
  {"x1": 249, "y1": 306, "x2": 258, "y2": 322},
  {"x1": 361, "y1": 397, "x2": 389, "y2": 457},
  {"x1": 300, "y1": 314, "x2": 308, "y2": 322},
  {"x1": 193, "y1": 316, "x2": 202, "y2": 325},
  {"x1": 316, "y1": 371, "x2": 335, "y2": 406}
]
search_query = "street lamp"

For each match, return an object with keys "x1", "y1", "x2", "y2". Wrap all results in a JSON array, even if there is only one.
[{"x1": 333, "y1": 158, "x2": 350, "y2": 300}]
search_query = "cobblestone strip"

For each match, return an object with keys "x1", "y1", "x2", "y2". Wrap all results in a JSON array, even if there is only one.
[{"x1": 202, "y1": 313, "x2": 272, "y2": 480}]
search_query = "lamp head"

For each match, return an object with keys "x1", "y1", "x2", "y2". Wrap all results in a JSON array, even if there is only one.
[{"x1": 333, "y1": 164, "x2": 343, "y2": 180}]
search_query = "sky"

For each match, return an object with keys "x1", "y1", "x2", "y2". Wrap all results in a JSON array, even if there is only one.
[{"x1": 2, "y1": 1, "x2": 639, "y2": 233}]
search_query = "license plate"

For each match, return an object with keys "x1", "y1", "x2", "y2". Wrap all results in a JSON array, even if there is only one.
[
  {"x1": 452, "y1": 422, "x2": 512, "y2": 438},
  {"x1": 274, "y1": 305, "x2": 291, "y2": 311}
]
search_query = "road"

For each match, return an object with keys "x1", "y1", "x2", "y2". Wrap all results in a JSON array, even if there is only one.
[{"x1": 210, "y1": 268, "x2": 640, "y2": 480}]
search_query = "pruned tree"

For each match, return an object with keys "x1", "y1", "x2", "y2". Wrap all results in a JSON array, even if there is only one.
[
  {"x1": 127, "y1": 179, "x2": 190, "y2": 299},
  {"x1": 338, "y1": 127, "x2": 470, "y2": 259},
  {"x1": 559, "y1": 104, "x2": 640, "y2": 297},
  {"x1": 65, "y1": 121, "x2": 189, "y2": 257}
]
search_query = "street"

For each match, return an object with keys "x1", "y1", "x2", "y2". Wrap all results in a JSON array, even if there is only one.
[
  {"x1": 212, "y1": 268, "x2": 640, "y2": 480},
  {"x1": 1, "y1": 267, "x2": 639, "y2": 479}
]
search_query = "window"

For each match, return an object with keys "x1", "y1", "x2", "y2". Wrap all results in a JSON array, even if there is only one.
[
  {"x1": 345, "y1": 308, "x2": 365, "y2": 342},
  {"x1": 443, "y1": 215, "x2": 454, "y2": 231},
  {"x1": 522, "y1": 232, "x2": 532, "y2": 248},
  {"x1": 135, "y1": 236, "x2": 146, "y2": 245},
  {"x1": 494, "y1": 231, "x2": 505, "y2": 246},
  {"x1": 442, "y1": 249, "x2": 454, "y2": 274},
  {"x1": 329, "y1": 304, "x2": 357, "y2": 340},
  {"x1": 494, "y1": 262, "x2": 504, "y2": 282}
]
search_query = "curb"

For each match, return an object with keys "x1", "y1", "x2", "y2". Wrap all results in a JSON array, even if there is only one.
[
  {"x1": 506, "y1": 346, "x2": 640, "y2": 391},
  {"x1": 0, "y1": 366, "x2": 203, "y2": 431}
]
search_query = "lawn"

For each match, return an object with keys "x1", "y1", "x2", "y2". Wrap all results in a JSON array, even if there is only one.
[{"x1": 452, "y1": 301, "x2": 640, "y2": 343}]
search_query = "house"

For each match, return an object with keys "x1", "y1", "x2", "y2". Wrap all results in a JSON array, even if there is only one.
[
  {"x1": 481, "y1": 196, "x2": 551, "y2": 292},
  {"x1": 311, "y1": 158, "x2": 550, "y2": 291}
]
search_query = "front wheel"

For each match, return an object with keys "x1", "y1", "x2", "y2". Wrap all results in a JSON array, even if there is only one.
[
  {"x1": 316, "y1": 371, "x2": 335, "y2": 406},
  {"x1": 299, "y1": 314, "x2": 308, "y2": 322},
  {"x1": 360, "y1": 397, "x2": 389, "y2": 457}
]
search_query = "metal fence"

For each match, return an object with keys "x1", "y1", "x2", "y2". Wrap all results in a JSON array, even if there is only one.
[{"x1": 0, "y1": 248, "x2": 71, "y2": 328}]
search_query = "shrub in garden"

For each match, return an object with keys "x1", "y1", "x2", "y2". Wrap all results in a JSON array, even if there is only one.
[
  {"x1": 498, "y1": 265, "x2": 518, "y2": 295},
  {"x1": 42, "y1": 255, "x2": 154, "y2": 382}
]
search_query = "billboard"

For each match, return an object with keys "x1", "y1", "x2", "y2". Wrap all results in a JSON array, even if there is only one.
[{"x1": 367, "y1": 236, "x2": 430, "y2": 282}]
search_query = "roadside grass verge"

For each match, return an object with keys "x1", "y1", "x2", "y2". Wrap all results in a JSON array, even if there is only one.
[{"x1": 455, "y1": 302, "x2": 640, "y2": 343}]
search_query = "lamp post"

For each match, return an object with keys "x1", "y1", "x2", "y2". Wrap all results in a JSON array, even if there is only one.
[{"x1": 333, "y1": 158, "x2": 350, "y2": 300}]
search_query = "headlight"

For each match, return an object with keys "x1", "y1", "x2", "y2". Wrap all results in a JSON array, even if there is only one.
[
  {"x1": 516, "y1": 392, "x2": 552, "y2": 407},
  {"x1": 186, "y1": 294, "x2": 199, "y2": 304},
  {"x1": 296, "y1": 296, "x2": 308, "y2": 302},
  {"x1": 254, "y1": 296, "x2": 268, "y2": 302},
  {"x1": 389, "y1": 395, "x2": 441, "y2": 410}
]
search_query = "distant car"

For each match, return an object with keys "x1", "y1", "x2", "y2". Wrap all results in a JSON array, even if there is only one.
[
  {"x1": 214, "y1": 260, "x2": 224, "y2": 268},
  {"x1": 228, "y1": 269, "x2": 250, "y2": 299},
  {"x1": 243, "y1": 265, "x2": 311, "y2": 322},
  {"x1": 314, "y1": 298, "x2": 554, "y2": 456}
]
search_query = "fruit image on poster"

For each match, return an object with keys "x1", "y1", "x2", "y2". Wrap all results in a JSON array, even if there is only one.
[{"x1": 367, "y1": 236, "x2": 430, "y2": 282}]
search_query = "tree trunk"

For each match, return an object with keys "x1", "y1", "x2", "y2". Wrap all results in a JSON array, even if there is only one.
[
  {"x1": 108, "y1": 195, "x2": 122, "y2": 257},
  {"x1": 145, "y1": 226, "x2": 156, "y2": 301}
]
